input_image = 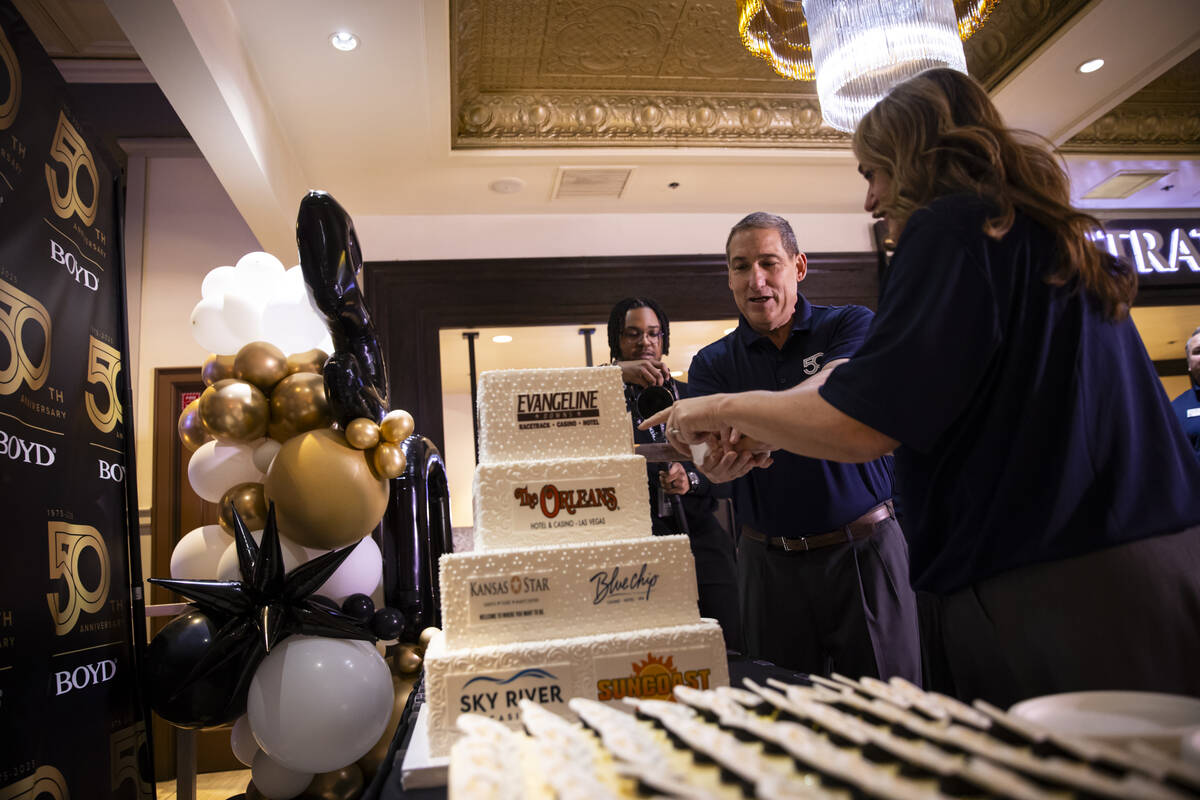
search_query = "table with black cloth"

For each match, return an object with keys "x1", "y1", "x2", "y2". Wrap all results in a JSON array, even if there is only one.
[{"x1": 368, "y1": 654, "x2": 810, "y2": 800}]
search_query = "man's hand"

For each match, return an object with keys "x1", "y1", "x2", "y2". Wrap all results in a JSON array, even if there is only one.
[
  {"x1": 616, "y1": 358, "x2": 670, "y2": 388},
  {"x1": 641, "y1": 396, "x2": 774, "y2": 483},
  {"x1": 697, "y1": 444, "x2": 773, "y2": 484},
  {"x1": 659, "y1": 462, "x2": 690, "y2": 495}
]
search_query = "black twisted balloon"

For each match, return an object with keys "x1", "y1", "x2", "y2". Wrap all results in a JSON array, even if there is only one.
[{"x1": 296, "y1": 191, "x2": 390, "y2": 426}]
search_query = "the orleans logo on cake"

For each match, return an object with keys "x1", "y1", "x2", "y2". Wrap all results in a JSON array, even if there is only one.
[
  {"x1": 441, "y1": 536, "x2": 700, "y2": 649},
  {"x1": 473, "y1": 456, "x2": 647, "y2": 549},
  {"x1": 477, "y1": 366, "x2": 631, "y2": 463}
]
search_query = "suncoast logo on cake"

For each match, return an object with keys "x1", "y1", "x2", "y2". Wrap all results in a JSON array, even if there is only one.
[
  {"x1": 450, "y1": 666, "x2": 570, "y2": 721},
  {"x1": 515, "y1": 389, "x2": 600, "y2": 430},
  {"x1": 594, "y1": 652, "x2": 713, "y2": 702}
]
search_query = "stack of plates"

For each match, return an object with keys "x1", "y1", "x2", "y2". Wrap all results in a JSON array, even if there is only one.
[{"x1": 1010, "y1": 691, "x2": 1200, "y2": 762}]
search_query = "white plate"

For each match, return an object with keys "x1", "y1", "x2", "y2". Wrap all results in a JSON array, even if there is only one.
[{"x1": 1010, "y1": 691, "x2": 1200, "y2": 753}]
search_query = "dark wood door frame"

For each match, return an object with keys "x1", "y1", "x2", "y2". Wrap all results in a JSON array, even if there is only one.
[{"x1": 365, "y1": 251, "x2": 880, "y2": 457}]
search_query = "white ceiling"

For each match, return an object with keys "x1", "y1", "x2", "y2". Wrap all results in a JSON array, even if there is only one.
[{"x1": 98, "y1": 0, "x2": 1200, "y2": 261}]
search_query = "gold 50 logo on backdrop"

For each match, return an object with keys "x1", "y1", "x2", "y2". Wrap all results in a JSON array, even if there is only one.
[
  {"x1": 46, "y1": 522, "x2": 110, "y2": 636},
  {"x1": 0, "y1": 766, "x2": 68, "y2": 800},
  {"x1": 44, "y1": 112, "x2": 97, "y2": 227},
  {"x1": 0, "y1": 278, "x2": 51, "y2": 396},
  {"x1": 0, "y1": 23, "x2": 20, "y2": 131},
  {"x1": 85, "y1": 337, "x2": 121, "y2": 433}
]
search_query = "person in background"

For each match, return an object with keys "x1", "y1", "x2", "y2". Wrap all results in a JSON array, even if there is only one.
[
  {"x1": 1172, "y1": 325, "x2": 1200, "y2": 459},
  {"x1": 646, "y1": 68, "x2": 1200, "y2": 706},
  {"x1": 608, "y1": 297, "x2": 742, "y2": 652},
  {"x1": 683, "y1": 215, "x2": 921, "y2": 683}
]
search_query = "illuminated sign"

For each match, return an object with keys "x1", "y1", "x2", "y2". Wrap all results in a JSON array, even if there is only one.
[{"x1": 1094, "y1": 219, "x2": 1200, "y2": 285}]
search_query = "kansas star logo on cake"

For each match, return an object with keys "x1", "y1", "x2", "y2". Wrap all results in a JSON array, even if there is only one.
[{"x1": 595, "y1": 652, "x2": 713, "y2": 702}]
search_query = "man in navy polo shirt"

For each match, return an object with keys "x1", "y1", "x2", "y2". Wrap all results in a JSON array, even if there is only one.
[
  {"x1": 1172, "y1": 326, "x2": 1200, "y2": 459},
  {"x1": 686, "y1": 212, "x2": 919, "y2": 681}
]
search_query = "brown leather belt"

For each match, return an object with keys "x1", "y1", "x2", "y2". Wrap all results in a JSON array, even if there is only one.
[{"x1": 741, "y1": 501, "x2": 894, "y2": 552}]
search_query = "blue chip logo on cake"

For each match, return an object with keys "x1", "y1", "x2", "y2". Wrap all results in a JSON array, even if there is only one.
[
  {"x1": 455, "y1": 667, "x2": 568, "y2": 720},
  {"x1": 588, "y1": 562, "x2": 660, "y2": 606}
]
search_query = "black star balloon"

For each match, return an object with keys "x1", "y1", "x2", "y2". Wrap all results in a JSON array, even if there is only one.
[{"x1": 147, "y1": 503, "x2": 374, "y2": 729}]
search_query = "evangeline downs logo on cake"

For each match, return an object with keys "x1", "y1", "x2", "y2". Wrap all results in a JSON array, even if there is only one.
[
  {"x1": 514, "y1": 389, "x2": 601, "y2": 429},
  {"x1": 450, "y1": 666, "x2": 571, "y2": 721},
  {"x1": 595, "y1": 650, "x2": 714, "y2": 702}
]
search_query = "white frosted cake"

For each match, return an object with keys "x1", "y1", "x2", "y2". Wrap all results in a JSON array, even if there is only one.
[{"x1": 423, "y1": 366, "x2": 728, "y2": 757}]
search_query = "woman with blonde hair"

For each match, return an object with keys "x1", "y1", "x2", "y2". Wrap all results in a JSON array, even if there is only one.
[{"x1": 647, "y1": 68, "x2": 1200, "y2": 705}]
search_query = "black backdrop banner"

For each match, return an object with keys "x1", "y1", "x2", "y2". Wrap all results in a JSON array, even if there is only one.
[{"x1": 0, "y1": 3, "x2": 152, "y2": 798}]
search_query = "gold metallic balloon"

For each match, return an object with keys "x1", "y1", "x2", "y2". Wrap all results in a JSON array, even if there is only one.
[
  {"x1": 358, "y1": 675, "x2": 415, "y2": 779},
  {"x1": 201, "y1": 354, "x2": 236, "y2": 387},
  {"x1": 264, "y1": 428, "x2": 390, "y2": 549},
  {"x1": 298, "y1": 765, "x2": 364, "y2": 800},
  {"x1": 198, "y1": 379, "x2": 268, "y2": 442},
  {"x1": 344, "y1": 418, "x2": 380, "y2": 450},
  {"x1": 418, "y1": 626, "x2": 440, "y2": 649},
  {"x1": 379, "y1": 409, "x2": 415, "y2": 444},
  {"x1": 177, "y1": 398, "x2": 212, "y2": 451},
  {"x1": 234, "y1": 341, "x2": 289, "y2": 394},
  {"x1": 268, "y1": 419, "x2": 298, "y2": 444},
  {"x1": 270, "y1": 372, "x2": 331, "y2": 434},
  {"x1": 395, "y1": 643, "x2": 423, "y2": 675},
  {"x1": 372, "y1": 442, "x2": 406, "y2": 480},
  {"x1": 287, "y1": 348, "x2": 328, "y2": 376},
  {"x1": 218, "y1": 482, "x2": 268, "y2": 535}
]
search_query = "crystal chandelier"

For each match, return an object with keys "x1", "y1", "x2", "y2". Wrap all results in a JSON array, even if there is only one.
[{"x1": 738, "y1": 0, "x2": 999, "y2": 133}]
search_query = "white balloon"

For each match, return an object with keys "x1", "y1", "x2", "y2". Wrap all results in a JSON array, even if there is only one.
[
  {"x1": 237, "y1": 250, "x2": 286, "y2": 277},
  {"x1": 250, "y1": 750, "x2": 312, "y2": 800},
  {"x1": 215, "y1": 529, "x2": 309, "y2": 581},
  {"x1": 248, "y1": 636, "x2": 393, "y2": 773},
  {"x1": 279, "y1": 265, "x2": 308, "y2": 302},
  {"x1": 187, "y1": 439, "x2": 265, "y2": 503},
  {"x1": 262, "y1": 299, "x2": 328, "y2": 360},
  {"x1": 169, "y1": 525, "x2": 233, "y2": 580},
  {"x1": 190, "y1": 296, "x2": 241, "y2": 355},
  {"x1": 223, "y1": 291, "x2": 265, "y2": 346},
  {"x1": 200, "y1": 265, "x2": 239, "y2": 301},
  {"x1": 309, "y1": 535, "x2": 382, "y2": 604},
  {"x1": 316, "y1": 332, "x2": 334, "y2": 355},
  {"x1": 253, "y1": 439, "x2": 282, "y2": 473},
  {"x1": 230, "y1": 715, "x2": 259, "y2": 768}
]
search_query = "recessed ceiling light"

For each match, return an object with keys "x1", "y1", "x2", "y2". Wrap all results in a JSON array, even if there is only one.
[
  {"x1": 671, "y1": 370, "x2": 683, "y2": 377},
  {"x1": 489, "y1": 178, "x2": 525, "y2": 194},
  {"x1": 492, "y1": 335, "x2": 512, "y2": 343},
  {"x1": 1077, "y1": 58, "x2": 1104, "y2": 74},
  {"x1": 1082, "y1": 169, "x2": 1172, "y2": 199},
  {"x1": 330, "y1": 31, "x2": 359, "y2": 52}
]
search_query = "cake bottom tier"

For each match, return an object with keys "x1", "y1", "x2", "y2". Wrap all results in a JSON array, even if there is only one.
[{"x1": 424, "y1": 620, "x2": 729, "y2": 757}]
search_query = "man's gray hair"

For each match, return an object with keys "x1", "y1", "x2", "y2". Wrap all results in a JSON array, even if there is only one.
[{"x1": 726, "y1": 212, "x2": 800, "y2": 259}]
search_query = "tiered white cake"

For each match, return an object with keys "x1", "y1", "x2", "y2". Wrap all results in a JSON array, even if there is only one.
[{"x1": 423, "y1": 366, "x2": 729, "y2": 756}]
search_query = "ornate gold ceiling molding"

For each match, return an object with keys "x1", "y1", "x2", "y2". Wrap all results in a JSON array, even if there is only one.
[
  {"x1": 451, "y1": 0, "x2": 1105, "y2": 149},
  {"x1": 1062, "y1": 50, "x2": 1200, "y2": 154}
]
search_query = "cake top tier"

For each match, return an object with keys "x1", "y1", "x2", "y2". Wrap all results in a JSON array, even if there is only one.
[{"x1": 477, "y1": 366, "x2": 632, "y2": 463}]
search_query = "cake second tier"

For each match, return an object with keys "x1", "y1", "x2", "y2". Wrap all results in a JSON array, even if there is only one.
[
  {"x1": 472, "y1": 453, "x2": 650, "y2": 551},
  {"x1": 440, "y1": 535, "x2": 701, "y2": 649}
]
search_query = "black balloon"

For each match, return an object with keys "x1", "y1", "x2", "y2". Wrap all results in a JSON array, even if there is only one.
[
  {"x1": 377, "y1": 436, "x2": 453, "y2": 634},
  {"x1": 341, "y1": 593, "x2": 375, "y2": 623},
  {"x1": 370, "y1": 608, "x2": 405, "y2": 641},
  {"x1": 295, "y1": 191, "x2": 389, "y2": 426},
  {"x1": 148, "y1": 504, "x2": 378, "y2": 729},
  {"x1": 310, "y1": 594, "x2": 340, "y2": 612},
  {"x1": 145, "y1": 608, "x2": 247, "y2": 729}
]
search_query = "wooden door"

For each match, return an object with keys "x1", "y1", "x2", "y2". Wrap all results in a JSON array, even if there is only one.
[{"x1": 149, "y1": 367, "x2": 242, "y2": 778}]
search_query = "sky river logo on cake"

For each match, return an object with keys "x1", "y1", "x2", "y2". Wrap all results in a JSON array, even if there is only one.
[
  {"x1": 595, "y1": 652, "x2": 713, "y2": 702},
  {"x1": 454, "y1": 667, "x2": 569, "y2": 721},
  {"x1": 515, "y1": 389, "x2": 600, "y2": 430}
]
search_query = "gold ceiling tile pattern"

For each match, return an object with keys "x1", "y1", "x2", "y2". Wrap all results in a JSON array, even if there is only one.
[
  {"x1": 452, "y1": 0, "x2": 1091, "y2": 148},
  {"x1": 1063, "y1": 49, "x2": 1200, "y2": 154}
]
